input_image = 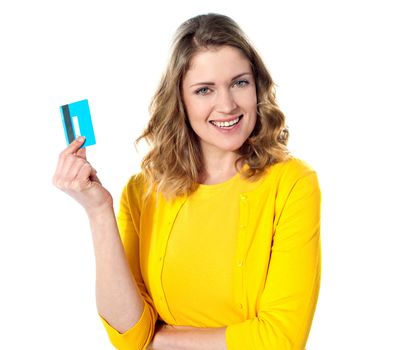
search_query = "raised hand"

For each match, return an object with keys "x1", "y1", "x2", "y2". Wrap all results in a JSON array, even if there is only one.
[{"x1": 53, "y1": 136, "x2": 113, "y2": 216}]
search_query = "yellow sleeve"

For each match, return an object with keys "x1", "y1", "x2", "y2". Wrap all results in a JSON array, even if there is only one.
[
  {"x1": 100, "y1": 174, "x2": 158, "y2": 350},
  {"x1": 226, "y1": 171, "x2": 321, "y2": 349}
]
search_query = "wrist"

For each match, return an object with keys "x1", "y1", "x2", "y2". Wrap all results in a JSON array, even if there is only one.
[{"x1": 85, "y1": 201, "x2": 114, "y2": 221}]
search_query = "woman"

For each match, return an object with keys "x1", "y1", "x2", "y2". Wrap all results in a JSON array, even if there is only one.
[{"x1": 53, "y1": 13, "x2": 321, "y2": 350}]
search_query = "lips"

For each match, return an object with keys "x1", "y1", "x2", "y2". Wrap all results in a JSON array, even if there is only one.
[{"x1": 209, "y1": 115, "x2": 243, "y2": 128}]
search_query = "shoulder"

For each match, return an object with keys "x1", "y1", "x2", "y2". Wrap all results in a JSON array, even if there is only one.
[
  {"x1": 267, "y1": 157, "x2": 318, "y2": 186},
  {"x1": 270, "y1": 157, "x2": 316, "y2": 178},
  {"x1": 125, "y1": 171, "x2": 148, "y2": 191},
  {"x1": 275, "y1": 158, "x2": 321, "y2": 208},
  {"x1": 120, "y1": 172, "x2": 149, "y2": 208},
  {"x1": 253, "y1": 157, "x2": 320, "y2": 198}
]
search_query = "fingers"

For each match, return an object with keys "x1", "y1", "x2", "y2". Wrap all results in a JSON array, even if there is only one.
[
  {"x1": 54, "y1": 137, "x2": 85, "y2": 174},
  {"x1": 68, "y1": 156, "x2": 90, "y2": 182},
  {"x1": 54, "y1": 137, "x2": 95, "y2": 191},
  {"x1": 53, "y1": 156, "x2": 85, "y2": 190},
  {"x1": 76, "y1": 146, "x2": 87, "y2": 160},
  {"x1": 63, "y1": 136, "x2": 86, "y2": 156},
  {"x1": 53, "y1": 138, "x2": 111, "y2": 213},
  {"x1": 54, "y1": 136, "x2": 87, "y2": 182},
  {"x1": 56, "y1": 161, "x2": 95, "y2": 192},
  {"x1": 89, "y1": 167, "x2": 102, "y2": 185},
  {"x1": 73, "y1": 162, "x2": 93, "y2": 190}
]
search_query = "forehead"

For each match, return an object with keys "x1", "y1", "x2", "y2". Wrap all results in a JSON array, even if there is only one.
[{"x1": 184, "y1": 46, "x2": 252, "y2": 83}]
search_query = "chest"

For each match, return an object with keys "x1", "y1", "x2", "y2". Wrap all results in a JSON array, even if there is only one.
[{"x1": 139, "y1": 189, "x2": 277, "y2": 324}]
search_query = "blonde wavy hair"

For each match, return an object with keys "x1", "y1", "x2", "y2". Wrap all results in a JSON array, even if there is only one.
[{"x1": 136, "y1": 13, "x2": 290, "y2": 200}]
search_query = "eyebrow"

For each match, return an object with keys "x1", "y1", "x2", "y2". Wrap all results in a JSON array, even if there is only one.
[{"x1": 189, "y1": 72, "x2": 252, "y2": 87}]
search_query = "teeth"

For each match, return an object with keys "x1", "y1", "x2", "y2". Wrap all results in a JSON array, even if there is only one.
[{"x1": 211, "y1": 116, "x2": 241, "y2": 128}]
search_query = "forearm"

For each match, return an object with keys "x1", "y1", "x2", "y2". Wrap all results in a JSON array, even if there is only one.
[
  {"x1": 149, "y1": 324, "x2": 227, "y2": 350},
  {"x1": 88, "y1": 205, "x2": 144, "y2": 333}
]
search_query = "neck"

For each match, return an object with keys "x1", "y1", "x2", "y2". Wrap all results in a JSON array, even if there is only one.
[{"x1": 199, "y1": 151, "x2": 242, "y2": 185}]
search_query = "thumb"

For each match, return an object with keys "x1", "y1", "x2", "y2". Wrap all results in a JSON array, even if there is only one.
[{"x1": 76, "y1": 146, "x2": 87, "y2": 160}]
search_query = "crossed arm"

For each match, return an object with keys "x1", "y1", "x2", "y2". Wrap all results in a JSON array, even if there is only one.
[{"x1": 147, "y1": 324, "x2": 227, "y2": 350}]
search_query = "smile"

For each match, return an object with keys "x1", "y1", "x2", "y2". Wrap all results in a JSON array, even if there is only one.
[{"x1": 210, "y1": 115, "x2": 243, "y2": 128}]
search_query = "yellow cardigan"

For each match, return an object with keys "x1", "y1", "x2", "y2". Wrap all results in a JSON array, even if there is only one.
[{"x1": 101, "y1": 158, "x2": 321, "y2": 349}]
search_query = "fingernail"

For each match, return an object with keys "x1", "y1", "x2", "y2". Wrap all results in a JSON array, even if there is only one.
[{"x1": 77, "y1": 136, "x2": 85, "y2": 142}]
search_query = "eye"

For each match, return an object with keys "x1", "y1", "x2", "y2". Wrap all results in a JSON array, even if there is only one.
[
  {"x1": 195, "y1": 87, "x2": 211, "y2": 95},
  {"x1": 233, "y1": 79, "x2": 249, "y2": 88}
]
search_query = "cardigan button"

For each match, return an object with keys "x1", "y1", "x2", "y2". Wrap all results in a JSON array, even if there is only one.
[
  {"x1": 240, "y1": 194, "x2": 247, "y2": 200},
  {"x1": 237, "y1": 260, "x2": 244, "y2": 267}
]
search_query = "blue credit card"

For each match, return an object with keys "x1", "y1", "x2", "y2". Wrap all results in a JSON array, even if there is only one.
[{"x1": 60, "y1": 99, "x2": 96, "y2": 148}]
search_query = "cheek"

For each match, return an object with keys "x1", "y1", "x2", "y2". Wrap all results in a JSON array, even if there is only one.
[
  {"x1": 246, "y1": 88, "x2": 258, "y2": 111},
  {"x1": 235, "y1": 87, "x2": 257, "y2": 110},
  {"x1": 185, "y1": 98, "x2": 211, "y2": 124},
  {"x1": 183, "y1": 94, "x2": 197, "y2": 126}
]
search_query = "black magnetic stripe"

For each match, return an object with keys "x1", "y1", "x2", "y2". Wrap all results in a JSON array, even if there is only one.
[{"x1": 62, "y1": 104, "x2": 75, "y2": 143}]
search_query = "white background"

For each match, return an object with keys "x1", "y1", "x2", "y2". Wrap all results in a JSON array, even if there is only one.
[{"x1": 1, "y1": 0, "x2": 398, "y2": 348}]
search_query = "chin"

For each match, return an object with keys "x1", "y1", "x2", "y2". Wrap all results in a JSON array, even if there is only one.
[{"x1": 216, "y1": 140, "x2": 246, "y2": 153}]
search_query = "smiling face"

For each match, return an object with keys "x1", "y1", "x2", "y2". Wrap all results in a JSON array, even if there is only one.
[{"x1": 182, "y1": 45, "x2": 258, "y2": 161}]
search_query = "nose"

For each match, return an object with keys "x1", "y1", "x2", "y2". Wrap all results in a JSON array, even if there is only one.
[{"x1": 215, "y1": 88, "x2": 238, "y2": 114}]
